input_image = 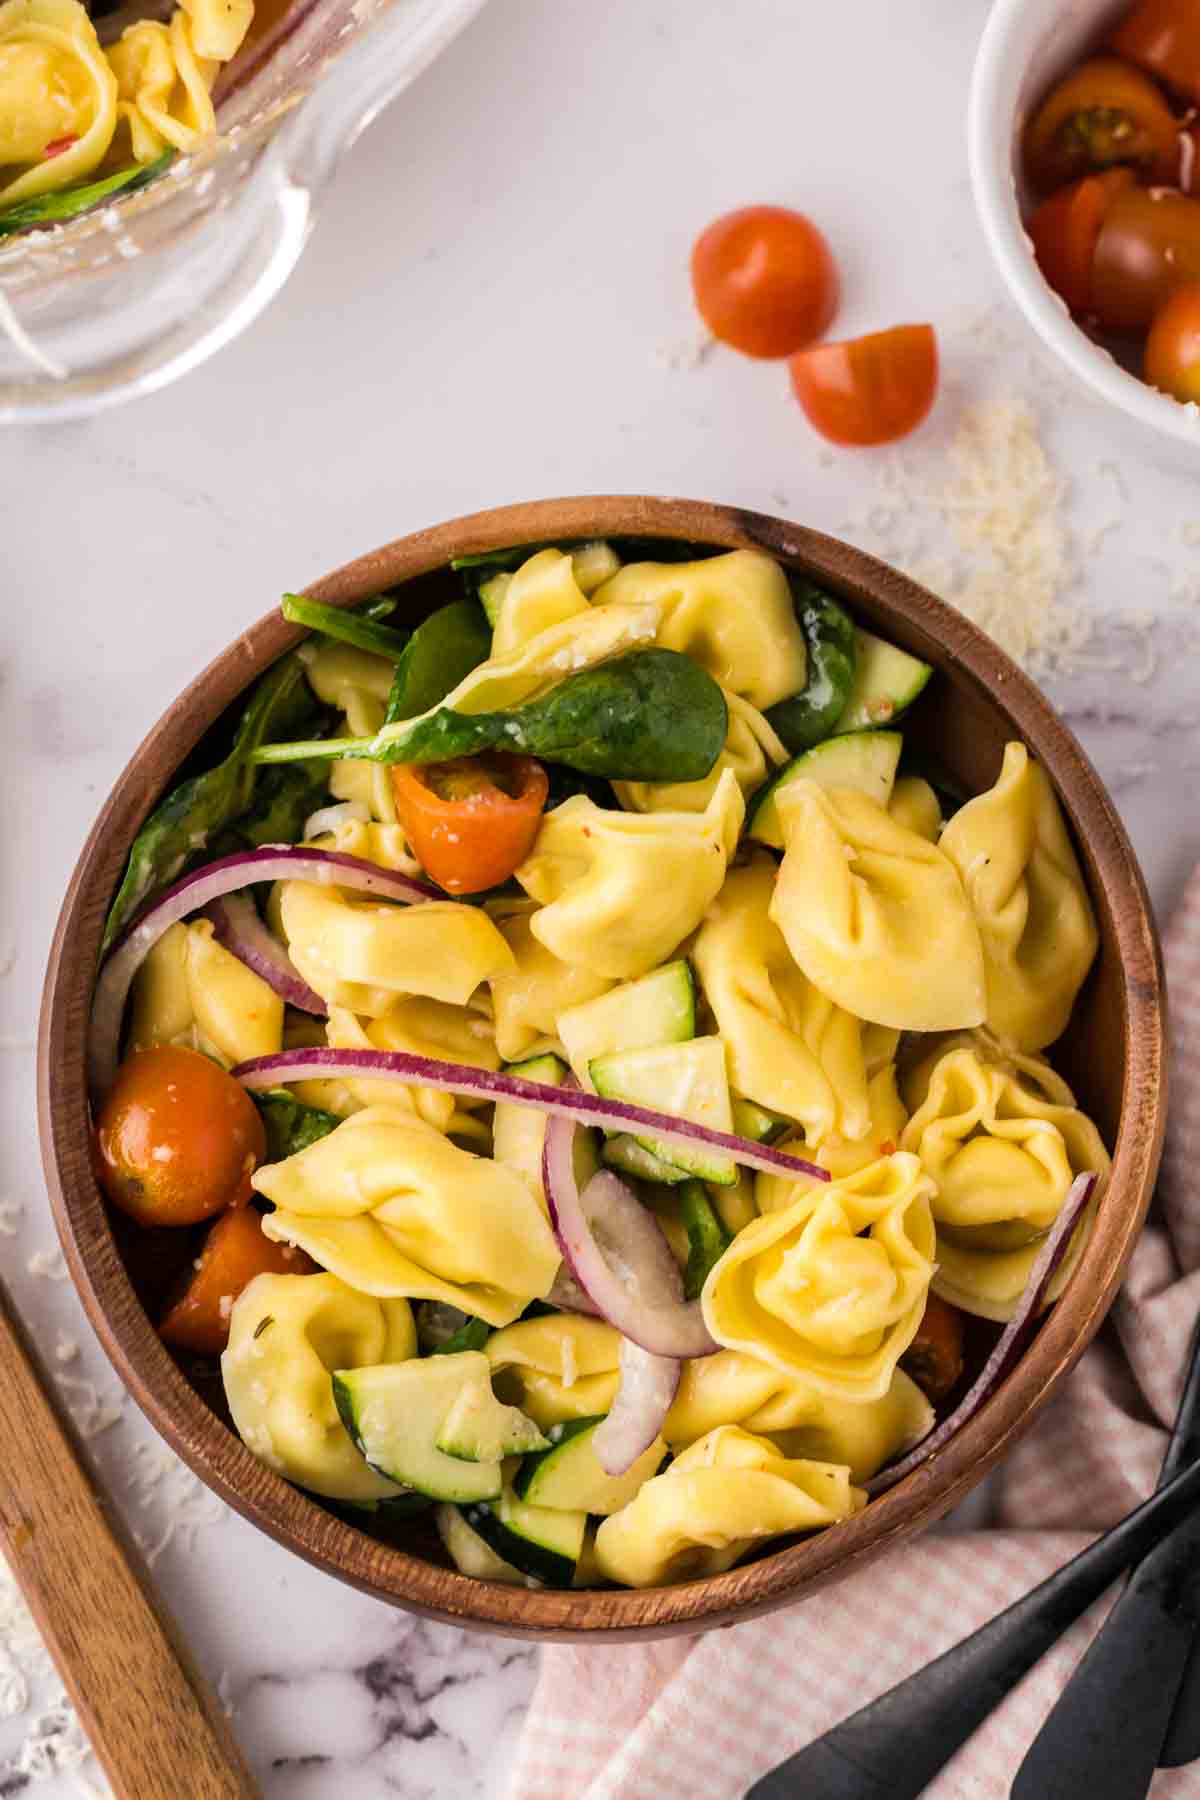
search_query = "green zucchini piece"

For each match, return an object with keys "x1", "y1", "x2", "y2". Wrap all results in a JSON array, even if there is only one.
[
  {"x1": 834, "y1": 629, "x2": 932, "y2": 733},
  {"x1": 679, "y1": 1181, "x2": 733, "y2": 1300},
  {"x1": 332, "y1": 1354, "x2": 504, "y2": 1503},
  {"x1": 514, "y1": 1417, "x2": 666, "y2": 1515},
  {"x1": 462, "y1": 1490, "x2": 587, "y2": 1587},
  {"x1": 558, "y1": 962, "x2": 696, "y2": 1087},
  {"x1": 747, "y1": 729, "x2": 903, "y2": 848},
  {"x1": 730, "y1": 1098, "x2": 792, "y2": 1145},
  {"x1": 384, "y1": 599, "x2": 492, "y2": 724},
  {"x1": 589, "y1": 1037, "x2": 736, "y2": 1185},
  {"x1": 434, "y1": 1383, "x2": 548, "y2": 1463},
  {"x1": 765, "y1": 584, "x2": 858, "y2": 753},
  {"x1": 601, "y1": 1135, "x2": 691, "y2": 1185},
  {"x1": 435, "y1": 1502, "x2": 524, "y2": 1583}
]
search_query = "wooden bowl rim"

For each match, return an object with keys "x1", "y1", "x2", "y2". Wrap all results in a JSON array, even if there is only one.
[{"x1": 37, "y1": 495, "x2": 1166, "y2": 1641}]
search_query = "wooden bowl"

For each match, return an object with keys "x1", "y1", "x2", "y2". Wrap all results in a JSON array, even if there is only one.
[{"x1": 38, "y1": 497, "x2": 1166, "y2": 1641}]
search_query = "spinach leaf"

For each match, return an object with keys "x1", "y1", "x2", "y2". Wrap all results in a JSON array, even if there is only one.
[
  {"x1": 253, "y1": 649, "x2": 729, "y2": 784},
  {"x1": 679, "y1": 1181, "x2": 733, "y2": 1301},
  {"x1": 766, "y1": 582, "x2": 858, "y2": 754},
  {"x1": 282, "y1": 592, "x2": 411, "y2": 661},
  {"x1": 228, "y1": 758, "x2": 332, "y2": 848},
  {"x1": 429, "y1": 1317, "x2": 491, "y2": 1356},
  {"x1": 0, "y1": 152, "x2": 174, "y2": 238},
  {"x1": 384, "y1": 600, "x2": 491, "y2": 724},
  {"x1": 101, "y1": 650, "x2": 320, "y2": 954},
  {"x1": 544, "y1": 764, "x2": 615, "y2": 811},
  {"x1": 253, "y1": 1091, "x2": 341, "y2": 1161}
]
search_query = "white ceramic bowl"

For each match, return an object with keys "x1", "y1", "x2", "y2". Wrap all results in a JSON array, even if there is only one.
[{"x1": 968, "y1": 0, "x2": 1200, "y2": 453}]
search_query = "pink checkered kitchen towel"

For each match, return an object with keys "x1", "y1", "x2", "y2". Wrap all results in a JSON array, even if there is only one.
[{"x1": 506, "y1": 864, "x2": 1200, "y2": 1800}]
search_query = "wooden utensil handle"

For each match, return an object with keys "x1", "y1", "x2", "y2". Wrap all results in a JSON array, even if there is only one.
[{"x1": 0, "y1": 1278, "x2": 260, "y2": 1800}]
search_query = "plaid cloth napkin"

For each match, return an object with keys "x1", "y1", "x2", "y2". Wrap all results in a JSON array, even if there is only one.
[{"x1": 505, "y1": 865, "x2": 1200, "y2": 1800}]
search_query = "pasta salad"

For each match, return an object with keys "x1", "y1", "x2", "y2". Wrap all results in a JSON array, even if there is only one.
[{"x1": 87, "y1": 538, "x2": 1109, "y2": 1590}]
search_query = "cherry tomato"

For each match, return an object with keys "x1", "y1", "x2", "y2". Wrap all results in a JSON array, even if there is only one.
[
  {"x1": 159, "y1": 1207, "x2": 315, "y2": 1356},
  {"x1": 691, "y1": 206, "x2": 840, "y2": 359},
  {"x1": 1093, "y1": 184, "x2": 1200, "y2": 332},
  {"x1": 390, "y1": 753, "x2": 549, "y2": 895},
  {"x1": 1111, "y1": 0, "x2": 1200, "y2": 104},
  {"x1": 94, "y1": 1046, "x2": 266, "y2": 1229},
  {"x1": 1144, "y1": 281, "x2": 1200, "y2": 399},
  {"x1": 1024, "y1": 57, "x2": 1180, "y2": 192},
  {"x1": 900, "y1": 1294, "x2": 965, "y2": 1404},
  {"x1": 789, "y1": 324, "x2": 938, "y2": 447},
  {"x1": 1027, "y1": 168, "x2": 1134, "y2": 314}
]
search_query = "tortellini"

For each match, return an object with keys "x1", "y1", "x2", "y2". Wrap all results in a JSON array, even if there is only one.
[
  {"x1": 901, "y1": 1033, "x2": 1110, "y2": 1321},
  {"x1": 489, "y1": 549, "x2": 591, "y2": 659},
  {"x1": 665, "y1": 1353, "x2": 932, "y2": 1484},
  {"x1": 128, "y1": 918, "x2": 282, "y2": 1066},
  {"x1": 593, "y1": 551, "x2": 807, "y2": 711},
  {"x1": 305, "y1": 1000, "x2": 497, "y2": 1131},
  {"x1": 0, "y1": 0, "x2": 117, "y2": 202},
  {"x1": 939, "y1": 742, "x2": 1099, "y2": 1052},
  {"x1": 693, "y1": 857, "x2": 869, "y2": 1144},
  {"x1": 255, "y1": 1106, "x2": 560, "y2": 1327},
  {"x1": 770, "y1": 781, "x2": 986, "y2": 1032},
  {"x1": 300, "y1": 640, "x2": 397, "y2": 823},
  {"x1": 277, "y1": 880, "x2": 513, "y2": 1018},
  {"x1": 592, "y1": 1426, "x2": 864, "y2": 1588},
  {"x1": 484, "y1": 1315, "x2": 622, "y2": 1427},
  {"x1": 487, "y1": 910, "x2": 612, "y2": 1063},
  {"x1": 755, "y1": 1064, "x2": 908, "y2": 1214},
  {"x1": 702, "y1": 1153, "x2": 936, "y2": 1401},
  {"x1": 107, "y1": 12, "x2": 216, "y2": 161},
  {"x1": 516, "y1": 768, "x2": 744, "y2": 979},
  {"x1": 179, "y1": 0, "x2": 251, "y2": 62},
  {"x1": 221, "y1": 1272, "x2": 415, "y2": 1503},
  {"x1": 613, "y1": 690, "x2": 789, "y2": 816},
  {"x1": 889, "y1": 775, "x2": 942, "y2": 841}
]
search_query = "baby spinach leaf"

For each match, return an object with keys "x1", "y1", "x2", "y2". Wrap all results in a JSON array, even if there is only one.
[
  {"x1": 282, "y1": 592, "x2": 411, "y2": 661},
  {"x1": 227, "y1": 758, "x2": 332, "y2": 848},
  {"x1": 252, "y1": 650, "x2": 728, "y2": 783},
  {"x1": 253, "y1": 1091, "x2": 341, "y2": 1161},
  {"x1": 679, "y1": 1181, "x2": 733, "y2": 1301},
  {"x1": 766, "y1": 582, "x2": 858, "y2": 754},
  {"x1": 0, "y1": 152, "x2": 174, "y2": 239},
  {"x1": 384, "y1": 600, "x2": 491, "y2": 723},
  {"x1": 428, "y1": 1317, "x2": 491, "y2": 1356}
]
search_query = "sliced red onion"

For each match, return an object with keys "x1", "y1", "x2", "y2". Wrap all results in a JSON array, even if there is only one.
[
  {"x1": 594, "y1": 1337, "x2": 680, "y2": 1477},
  {"x1": 89, "y1": 846, "x2": 440, "y2": 1102},
  {"x1": 544, "y1": 1265, "x2": 601, "y2": 1317},
  {"x1": 867, "y1": 1172, "x2": 1098, "y2": 1495},
  {"x1": 202, "y1": 895, "x2": 326, "y2": 1017},
  {"x1": 303, "y1": 800, "x2": 370, "y2": 839},
  {"x1": 542, "y1": 1115, "x2": 717, "y2": 1360},
  {"x1": 233, "y1": 1050, "x2": 829, "y2": 1183}
]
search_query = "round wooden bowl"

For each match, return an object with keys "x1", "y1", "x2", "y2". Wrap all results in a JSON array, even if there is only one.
[{"x1": 38, "y1": 497, "x2": 1166, "y2": 1641}]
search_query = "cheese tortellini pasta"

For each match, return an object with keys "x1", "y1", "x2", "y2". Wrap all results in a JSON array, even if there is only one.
[
  {"x1": 221, "y1": 1273, "x2": 416, "y2": 1502},
  {"x1": 484, "y1": 1315, "x2": 623, "y2": 1427},
  {"x1": 128, "y1": 918, "x2": 283, "y2": 1066},
  {"x1": 901, "y1": 1033, "x2": 1110, "y2": 1321},
  {"x1": 754, "y1": 1064, "x2": 908, "y2": 1214},
  {"x1": 613, "y1": 690, "x2": 789, "y2": 815},
  {"x1": 301, "y1": 640, "x2": 398, "y2": 823},
  {"x1": 940, "y1": 743, "x2": 1099, "y2": 1052},
  {"x1": 702, "y1": 1154, "x2": 937, "y2": 1400},
  {"x1": 516, "y1": 768, "x2": 744, "y2": 979},
  {"x1": 107, "y1": 12, "x2": 216, "y2": 161},
  {"x1": 593, "y1": 1426, "x2": 865, "y2": 1588},
  {"x1": 770, "y1": 781, "x2": 987, "y2": 1032},
  {"x1": 487, "y1": 910, "x2": 613, "y2": 1063},
  {"x1": 255, "y1": 1106, "x2": 561, "y2": 1327}
]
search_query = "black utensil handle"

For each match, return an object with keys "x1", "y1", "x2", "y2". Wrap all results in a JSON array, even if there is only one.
[
  {"x1": 745, "y1": 1453, "x2": 1200, "y2": 1800},
  {"x1": 1012, "y1": 1317, "x2": 1200, "y2": 1795},
  {"x1": 1161, "y1": 1632, "x2": 1200, "y2": 1768}
]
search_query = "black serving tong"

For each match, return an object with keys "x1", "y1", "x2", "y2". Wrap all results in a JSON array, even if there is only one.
[
  {"x1": 1010, "y1": 1318, "x2": 1200, "y2": 1797},
  {"x1": 745, "y1": 1318, "x2": 1200, "y2": 1800}
]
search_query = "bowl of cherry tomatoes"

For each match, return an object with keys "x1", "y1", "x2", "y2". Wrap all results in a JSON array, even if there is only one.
[{"x1": 969, "y1": 0, "x2": 1200, "y2": 450}]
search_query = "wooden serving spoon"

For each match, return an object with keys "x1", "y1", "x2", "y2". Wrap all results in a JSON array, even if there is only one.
[{"x1": 0, "y1": 1276, "x2": 260, "y2": 1800}]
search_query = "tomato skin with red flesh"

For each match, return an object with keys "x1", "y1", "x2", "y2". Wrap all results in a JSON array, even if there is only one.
[
  {"x1": 789, "y1": 325, "x2": 938, "y2": 448},
  {"x1": 1145, "y1": 281, "x2": 1200, "y2": 399},
  {"x1": 1092, "y1": 185, "x2": 1200, "y2": 333},
  {"x1": 1111, "y1": 0, "x2": 1200, "y2": 105},
  {"x1": 159, "y1": 1207, "x2": 316, "y2": 1355},
  {"x1": 1024, "y1": 56, "x2": 1181, "y2": 194},
  {"x1": 390, "y1": 753, "x2": 548, "y2": 895},
  {"x1": 691, "y1": 206, "x2": 839, "y2": 359},
  {"x1": 1028, "y1": 169, "x2": 1134, "y2": 315}
]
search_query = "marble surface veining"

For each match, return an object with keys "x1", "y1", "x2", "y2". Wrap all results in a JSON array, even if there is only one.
[{"x1": 3, "y1": 0, "x2": 1200, "y2": 1794}]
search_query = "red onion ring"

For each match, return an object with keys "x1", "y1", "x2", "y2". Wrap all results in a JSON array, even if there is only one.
[
  {"x1": 594, "y1": 1337, "x2": 680, "y2": 1477},
  {"x1": 234, "y1": 1051, "x2": 829, "y2": 1183},
  {"x1": 867, "y1": 1172, "x2": 1099, "y2": 1495},
  {"x1": 89, "y1": 846, "x2": 439, "y2": 1102},
  {"x1": 544, "y1": 1265, "x2": 601, "y2": 1317},
  {"x1": 202, "y1": 895, "x2": 327, "y2": 1017}
]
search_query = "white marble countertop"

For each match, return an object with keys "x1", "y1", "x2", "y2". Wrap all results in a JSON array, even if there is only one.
[{"x1": 3, "y1": 0, "x2": 1200, "y2": 1793}]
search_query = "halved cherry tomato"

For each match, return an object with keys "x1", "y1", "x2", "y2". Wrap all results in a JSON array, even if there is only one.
[
  {"x1": 159, "y1": 1207, "x2": 315, "y2": 1355},
  {"x1": 789, "y1": 324, "x2": 938, "y2": 447},
  {"x1": 1144, "y1": 280, "x2": 1200, "y2": 399},
  {"x1": 1024, "y1": 57, "x2": 1180, "y2": 193},
  {"x1": 901, "y1": 1294, "x2": 966, "y2": 1404},
  {"x1": 390, "y1": 752, "x2": 549, "y2": 895},
  {"x1": 1027, "y1": 168, "x2": 1134, "y2": 314},
  {"x1": 1111, "y1": 0, "x2": 1200, "y2": 105},
  {"x1": 691, "y1": 206, "x2": 839, "y2": 359},
  {"x1": 1093, "y1": 184, "x2": 1200, "y2": 332},
  {"x1": 94, "y1": 1045, "x2": 266, "y2": 1229}
]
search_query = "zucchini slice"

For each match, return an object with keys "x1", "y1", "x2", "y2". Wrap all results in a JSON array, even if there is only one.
[
  {"x1": 435, "y1": 1383, "x2": 549, "y2": 1463},
  {"x1": 601, "y1": 1134, "x2": 691, "y2": 1184},
  {"x1": 461, "y1": 1489, "x2": 587, "y2": 1587},
  {"x1": 730, "y1": 1098, "x2": 792, "y2": 1145},
  {"x1": 332, "y1": 1353, "x2": 516, "y2": 1503},
  {"x1": 746, "y1": 729, "x2": 903, "y2": 848},
  {"x1": 435, "y1": 1502, "x2": 525, "y2": 1583},
  {"x1": 834, "y1": 628, "x2": 931, "y2": 733},
  {"x1": 765, "y1": 584, "x2": 857, "y2": 753},
  {"x1": 493, "y1": 1053, "x2": 567, "y2": 1203},
  {"x1": 558, "y1": 962, "x2": 696, "y2": 1087},
  {"x1": 514, "y1": 1416, "x2": 667, "y2": 1515},
  {"x1": 589, "y1": 1036, "x2": 736, "y2": 1185}
]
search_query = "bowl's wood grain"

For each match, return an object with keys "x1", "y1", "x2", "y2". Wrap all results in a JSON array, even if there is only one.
[{"x1": 37, "y1": 497, "x2": 1166, "y2": 1640}]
